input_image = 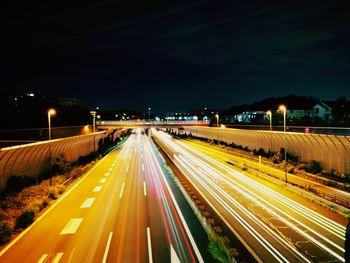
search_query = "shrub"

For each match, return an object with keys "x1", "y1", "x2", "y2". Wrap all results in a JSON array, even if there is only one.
[
  {"x1": 302, "y1": 160, "x2": 322, "y2": 174},
  {"x1": 253, "y1": 148, "x2": 267, "y2": 157},
  {"x1": 208, "y1": 238, "x2": 236, "y2": 263},
  {"x1": 15, "y1": 210, "x2": 35, "y2": 229},
  {"x1": 49, "y1": 193, "x2": 57, "y2": 200},
  {"x1": 0, "y1": 223, "x2": 12, "y2": 245},
  {"x1": 52, "y1": 153, "x2": 72, "y2": 174}
]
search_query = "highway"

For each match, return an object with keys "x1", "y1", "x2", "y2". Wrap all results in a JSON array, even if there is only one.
[
  {"x1": 0, "y1": 129, "x2": 204, "y2": 263},
  {"x1": 153, "y1": 129, "x2": 347, "y2": 262},
  {"x1": 183, "y1": 138, "x2": 350, "y2": 209}
]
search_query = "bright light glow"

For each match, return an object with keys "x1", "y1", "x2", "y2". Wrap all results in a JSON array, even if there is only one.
[
  {"x1": 48, "y1": 108, "x2": 56, "y2": 116},
  {"x1": 279, "y1": 105, "x2": 286, "y2": 112}
]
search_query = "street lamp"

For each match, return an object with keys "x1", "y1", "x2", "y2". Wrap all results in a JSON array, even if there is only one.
[
  {"x1": 148, "y1": 107, "x2": 151, "y2": 122},
  {"x1": 48, "y1": 108, "x2": 56, "y2": 186},
  {"x1": 90, "y1": 111, "x2": 96, "y2": 133},
  {"x1": 215, "y1": 114, "x2": 219, "y2": 127},
  {"x1": 266, "y1": 110, "x2": 273, "y2": 159},
  {"x1": 279, "y1": 105, "x2": 287, "y2": 183}
]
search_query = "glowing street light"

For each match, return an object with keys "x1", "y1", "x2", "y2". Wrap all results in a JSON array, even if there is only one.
[
  {"x1": 279, "y1": 105, "x2": 287, "y2": 183},
  {"x1": 90, "y1": 111, "x2": 96, "y2": 133},
  {"x1": 266, "y1": 110, "x2": 273, "y2": 159},
  {"x1": 215, "y1": 114, "x2": 219, "y2": 127},
  {"x1": 48, "y1": 108, "x2": 56, "y2": 186}
]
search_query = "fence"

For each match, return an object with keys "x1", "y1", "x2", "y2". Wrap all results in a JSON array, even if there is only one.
[
  {"x1": 0, "y1": 125, "x2": 93, "y2": 148},
  {"x1": 0, "y1": 129, "x2": 123, "y2": 191},
  {"x1": 181, "y1": 126, "x2": 350, "y2": 175}
]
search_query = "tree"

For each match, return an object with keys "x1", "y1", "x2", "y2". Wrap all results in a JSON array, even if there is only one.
[{"x1": 332, "y1": 96, "x2": 350, "y2": 125}]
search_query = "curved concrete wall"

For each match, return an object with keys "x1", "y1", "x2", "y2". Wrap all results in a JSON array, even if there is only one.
[
  {"x1": 182, "y1": 126, "x2": 350, "y2": 175},
  {"x1": 0, "y1": 129, "x2": 123, "y2": 191}
]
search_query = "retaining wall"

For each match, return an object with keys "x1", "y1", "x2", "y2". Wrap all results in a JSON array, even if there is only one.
[{"x1": 181, "y1": 126, "x2": 350, "y2": 175}]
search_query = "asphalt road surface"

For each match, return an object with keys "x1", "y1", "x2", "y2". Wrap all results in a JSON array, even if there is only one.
[{"x1": 0, "y1": 129, "x2": 204, "y2": 263}]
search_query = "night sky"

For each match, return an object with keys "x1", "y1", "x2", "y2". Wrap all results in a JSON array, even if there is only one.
[{"x1": 2, "y1": 0, "x2": 350, "y2": 113}]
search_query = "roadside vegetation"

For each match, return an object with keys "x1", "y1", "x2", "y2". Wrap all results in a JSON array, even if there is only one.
[{"x1": 0, "y1": 159, "x2": 96, "y2": 245}]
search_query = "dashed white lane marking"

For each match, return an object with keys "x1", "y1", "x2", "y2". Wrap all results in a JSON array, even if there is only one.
[
  {"x1": 142, "y1": 164, "x2": 144, "y2": 171},
  {"x1": 126, "y1": 165, "x2": 129, "y2": 172},
  {"x1": 37, "y1": 254, "x2": 48, "y2": 263},
  {"x1": 129, "y1": 155, "x2": 131, "y2": 159},
  {"x1": 105, "y1": 172, "x2": 110, "y2": 177},
  {"x1": 80, "y1": 198, "x2": 95, "y2": 208},
  {"x1": 102, "y1": 232, "x2": 113, "y2": 263},
  {"x1": 147, "y1": 227, "x2": 153, "y2": 263},
  {"x1": 68, "y1": 248, "x2": 75, "y2": 263},
  {"x1": 143, "y1": 181, "x2": 147, "y2": 197},
  {"x1": 52, "y1": 252, "x2": 64, "y2": 263},
  {"x1": 119, "y1": 182, "x2": 125, "y2": 199},
  {"x1": 93, "y1": 186, "x2": 102, "y2": 192},
  {"x1": 100, "y1": 178, "x2": 107, "y2": 183},
  {"x1": 141, "y1": 154, "x2": 143, "y2": 159},
  {"x1": 60, "y1": 218, "x2": 83, "y2": 235},
  {"x1": 108, "y1": 168, "x2": 112, "y2": 171}
]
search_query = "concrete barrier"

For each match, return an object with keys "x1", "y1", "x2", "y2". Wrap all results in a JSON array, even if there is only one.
[
  {"x1": 181, "y1": 126, "x2": 350, "y2": 175},
  {"x1": 0, "y1": 129, "x2": 122, "y2": 191}
]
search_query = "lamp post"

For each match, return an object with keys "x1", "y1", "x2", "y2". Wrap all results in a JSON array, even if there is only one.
[
  {"x1": 90, "y1": 111, "x2": 96, "y2": 133},
  {"x1": 48, "y1": 108, "x2": 56, "y2": 186},
  {"x1": 148, "y1": 107, "x2": 151, "y2": 122},
  {"x1": 266, "y1": 110, "x2": 273, "y2": 159},
  {"x1": 215, "y1": 114, "x2": 219, "y2": 127},
  {"x1": 90, "y1": 111, "x2": 97, "y2": 153},
  {"x1": 279, "y1": 105, "x2": 287, "y2": 183}
]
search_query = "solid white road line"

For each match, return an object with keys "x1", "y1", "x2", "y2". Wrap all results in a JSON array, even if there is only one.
[
  {"x1": 100, "y1": 178, "x2": 107, "y2": 183},
  {"x1": 52, "y1": 252, "x2": 64, "y2": 263},
  {"x1": 147, "y1": 227, "x2": 153, "y2": 263},
  {"x1": 102, "y1": 232, "x2": 113, "y2": 263},
  {"x1": 80, "y1": 198, "x2": 95, "y2": 208},
  {"x1": 60, "y1": 218, "x2": 83, "y2": 235},
  {"x1": 170, "y1": 245, "x2": 181, "y2": 263},
  {"x1": 144, "y1": 181, "x2": 147, "y2": 197},
  {"x1": 126, "y1": 165, "x2": 129, "y2": 172},
  {"x1": 67, "y1": 248, "x2": 75, "y2": 263},
  {"x1": 119, "y1": 182, "x2": 125, "y2": 198},
  {"x1": 37, "y1": 254, "x2": 48, "y2": 263},
  {"x1": 93, "y1": 186, "x2": 102, "y2": 192}
]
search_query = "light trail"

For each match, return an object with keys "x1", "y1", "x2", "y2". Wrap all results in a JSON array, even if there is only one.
[
  {"x1": 153, "y1": 129, "x2": 346, "y2": 262},
  {"x1": 143, "y1": 133, "x2": 198, "y2": 263},
  {"x1": 178, "y1": 140, "x2": 346, "y2": 238}
]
